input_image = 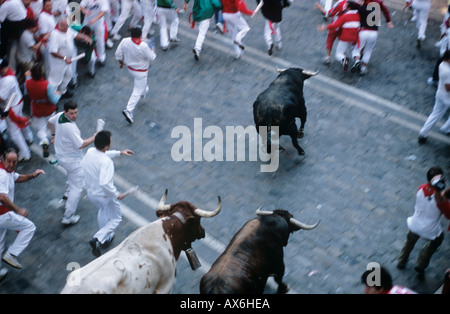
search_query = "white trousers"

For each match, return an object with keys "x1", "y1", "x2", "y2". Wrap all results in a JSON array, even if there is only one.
[
  {"x1": 0, "y1": 211, "x2": 36, "y2": 259},
  {"x1": 222, "y1": 12, "x2": 250, "y2": 57},
  {"x1": 57, "y1": 159, "x2": 84, "y2": 219},
  {"x1": 6, "y1": 118, "x2": 33, "y2": 160},
  {"x1": 419, "y1": 96, "x2": 450, "y2": 137},
  {"x1": 89, "y1": 21, "x2": 106, "y2": 63},
  {"x1": 87, "y1": 194, "x2": 122, "y2": 244},
  {"x1": 335, "y1": 40, "x2": 357, "y2": 62},
  {"x1": 111, "y1": 0, "x2": 143, "y2": 36},
  {"x1": 48, "y1": 62, "x2": 72, "y2": 94},
  {"x1": 157, "y1": 7, "x2": 179, "y2": 48},
  {"x1": 141, "y1": 0, "x2": 156, "y2": 39},
  {"x1": 353, "y1": 30, "x2": 378, "y2": 65},
  {"x1": 413, "y1": 1, "x2": 430, "y2": 40},
  {"x1": 194, "y1": 19, "x2": 211, "y2": 53},
  {"x1": 264, "y1": 19, "x2": 281, "y2": 49},
  {"x1": 126, "y1": 68, "x2": 148, "y2": 113},
  {"x1": 31, "y1": 115, "x2": 52, "y2": 146}
]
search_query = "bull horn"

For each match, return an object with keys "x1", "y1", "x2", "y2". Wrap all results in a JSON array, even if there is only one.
[
  {"x1": 302, "y1": 69, "x2": 319, "y2": 76},
  {"x1": 255, "y1": 208, "x2": 274, "y2": 216},
  {"x1": 157, "y1": 189, "x2": 171, "y2": 211},
  {"x1": 276, "y1": 68, "x2": 287, "y2": 73},
  {"x1": 290, "y1": 218, "x2": 320, "y2": 230},
  {"x1": 194, "y1": 196, "x2": 222, "y2": 218}
]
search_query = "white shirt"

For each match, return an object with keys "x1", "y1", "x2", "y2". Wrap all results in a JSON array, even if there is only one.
[
  {"x1": 0, "y1": 168, "x2": 19, "y2": 205},
  {"x1": 17, "y1": 30, "x2": 36, "y2": 64},
  {"x1": 80, "y1": 0, "x2": 109, "y2": 28},
  {"x1": 48, "y1": 112, "x2": 84, "y2": 161},
  {"x1": 0, "y1": 0, "x2": 27, "y2": 22},
  {"x1": 0, "y1": 74, "x2": 23, "y2": 114},
  {"x1": 436, "y1": 61, "x2": 450, "y2": 104},
  {"x1": 82, "y1": 147, "x2": 120, "y2": 199},
  {"x1": 407, "y1": 184, "x2": 443, "y2": 240},
  {"x1": 115, "y1": 38, "x2": 156, "y2": 71},
  {"x1": 38, "y1": 11, "x2": 57, "y2": 37},
  {"x1": 48, "y1": 27, "x2": 78, "y2": 63}
]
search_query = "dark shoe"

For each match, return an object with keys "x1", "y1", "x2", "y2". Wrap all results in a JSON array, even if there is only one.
[
  {"x1": 351, "y1": 60, "x2": 361, "y2": 73},
  {"x1": 122, "y1": 110, "x2": 134, "y2": 124},
  {"x1": 61, "y1": 91, "x2": 74, "y2": 98},
  {"x1": 193, "y1": 48, "x2": 199, "y2": 61},
  {"x1": 42, "y1": 143, "x2": 49, "y2": 158},
  {"x1": 89, "y1": 238, "x2": 101, "y2": 257},
  {"x1": 397, "y1": 263, "x2": 406, "y2": 270},
  {"x1": 268, "y1": 43, "x2": 274, "y2": 56},
  {"x1": 417, "y1": 39, "x2": 422, "y2": 49},
  {"x1": 68, "y1": 81, "x2": 78, "y2": 89},
  {"x1": 418, "y1": 135, "x2": 427, "y2": 144},
  {"x1": 98, "y1": 61, "x2": 105, "y2": 67},
  {"x1": 87, "y1": 71, "x2": 96, "y2": 78}
]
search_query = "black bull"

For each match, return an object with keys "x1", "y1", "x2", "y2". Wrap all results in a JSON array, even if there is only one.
[
  {"x1": 253, "y1": 68, "x2": 318, "y2": 155},
  {"x1": 199, "y1": 209, "x2": 319, "y2": 294}
]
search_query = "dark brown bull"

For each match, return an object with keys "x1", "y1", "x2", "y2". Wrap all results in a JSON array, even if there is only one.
[{"x1": 199, "y1": 209, "x2": 319, "y2": 294}]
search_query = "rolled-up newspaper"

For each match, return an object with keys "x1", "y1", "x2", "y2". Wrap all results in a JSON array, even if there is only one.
[
  {"x1": 70, "y1": 53, "x2": 86, "y2": 62},
  {"x1": 96, "y1": 119, "x2": 105, "y2": 132},
  {"x1": 3, "y1": 93, "x2": 17, "y2": 112},
  {"x1": 252, "y1": 1, "x2": 264, "y2": 17},
  {"x1": 121, "y1": 185, "x2": 139, "y2": 198}
]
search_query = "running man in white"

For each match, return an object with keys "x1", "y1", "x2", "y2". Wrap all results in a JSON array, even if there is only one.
[
  {"x1": 82, "y1": 130, "x2": 134, "y2": 257},
  {"x1": 115, "y1": 27, "x2": 156, "y2": 124},
  {"x1": 48, "y1": 101, "x2": 96, "y2": 225},
  {"x1": 0, "y1": 148, "x2": 45, "y2": 278}
]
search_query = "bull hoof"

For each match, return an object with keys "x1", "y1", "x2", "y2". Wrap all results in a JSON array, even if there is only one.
[
  {"x1": 297, "y1": 129, "x2": 304, "y2": 138},
  {"x1": 298, "y1": 150, "x2": 305, "y2": 156},
  {"x1": 277, "y1": 283, "x2": 290, "y2": 294}
]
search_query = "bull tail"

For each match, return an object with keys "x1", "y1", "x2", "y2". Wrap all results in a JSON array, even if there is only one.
[{"x1": 266, "y1": 105, "x2": 272, "y2": 154}]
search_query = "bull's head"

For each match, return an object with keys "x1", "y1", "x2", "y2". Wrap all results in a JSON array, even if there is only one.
[
  {"x1": 256, "y1": 208, "x2": 319, "y2": 234},
  {"x1": 276, "y1": 67, "x2": 319, "y2": 80},
  {"x1": 156, "y1": 189, "x2": 222, "y2": 254}
]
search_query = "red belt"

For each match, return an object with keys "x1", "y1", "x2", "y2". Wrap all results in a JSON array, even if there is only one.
[{"x1": 128, "y1": 66, "x2": 147, "y2": 72}]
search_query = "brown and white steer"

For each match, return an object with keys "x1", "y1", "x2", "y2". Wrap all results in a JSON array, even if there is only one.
[{"x1": 61, "y1": 190, "x2": 221, "y2": 294}]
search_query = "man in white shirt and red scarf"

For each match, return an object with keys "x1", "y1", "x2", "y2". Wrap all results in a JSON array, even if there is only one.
[
  {"x1": 115, "y1": 27, "x2": 156, "y2": 124},
  {"x1": 397, "y1": 167, "x2": 450, "y2": 278},
  {"x1": 0, "y1": 148, "x2": 45, "y2": 281}
]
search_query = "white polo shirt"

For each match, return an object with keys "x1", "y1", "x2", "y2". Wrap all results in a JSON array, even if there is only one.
[{"x1": 48, "y1": 112, "x2": 84, "y2": 162}]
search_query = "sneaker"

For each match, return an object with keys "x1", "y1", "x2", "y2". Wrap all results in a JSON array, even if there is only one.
[
  {"x1": 268, "y1": 43, "x2": 274, "y2": 56},
  {"x1": 89, "y1": 238, "x2": 101, "y2": 257},
  {"x1": 275, "y1": 41, "x2": 282, "y2": 50},
  {"x1": 359, "y1": 65, "x2": 367, "y2": 75},
  {"x1": 142, "y1": 86, "x2": 149, "y2": 98},
  {"x1": 122, "y1": 110, "x2": 134, "y2": 124},
  {"x1": 170, "y1": 38, "x2": 180, "y2": 43},
  {"x1": 111, "y1": 33, "x2": 121, "y2": 41},
  {"x1": 351, "y1": 60, "x2": 361, "y2": 73},
  {"x1": 2, "y1": 252, "x2": 22, "y2": 269},
  {"x1": 322, "y1": 56, "x2": 331, "y2": 65},
  {"x1": 0, "y1": 268, "x2": 8, "y2": 282},
  {"x1": 426, "y1": 77, "x2": 438, "y2": 86},
  {"x1": 61, "y1": 214, "x2": 80, "y2": 225},
  {"x1": 42, "y1": 143, "x2": 49, "y2": 158},
  {"x1": 193, "y1": 48, "x2": 200, "y2": 61},
  {"x1": 216, "y1": 22, "x2": 224, "y2": 34},
  {"x1": 106, "y1": 38, "x2": 114, "y2": 49},
  {"x1": 418, "y1": 135, "x2": 427, "y2": 144},
  {"x1": 342, "y1": 57, "x2": 349, "y2": 71},
  {"x1": 235, "y1": 48, "x2": 244, "y2": 60}
]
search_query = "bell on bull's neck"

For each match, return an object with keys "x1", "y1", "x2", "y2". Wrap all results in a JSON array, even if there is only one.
[{"x1": 185, "y1": 248, "x2": 201, "y2": 270}]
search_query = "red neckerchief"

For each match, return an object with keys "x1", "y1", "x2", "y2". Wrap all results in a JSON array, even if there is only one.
[
  {"x1": 131, "y1": 37, "x2": 142, "y2": 45},
  {"x1": 41, "y1": 8, "x2": 53, "y2": 15},
  {"x1": 1, "y1": 67, "x2": 15, "y2": 77},
  {"x1": 419, "y1": 183, "x2": 435, "y2": 198},
  {"x1": 0, "y1": 161, "x2": 13, "y2": 173}
]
